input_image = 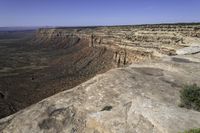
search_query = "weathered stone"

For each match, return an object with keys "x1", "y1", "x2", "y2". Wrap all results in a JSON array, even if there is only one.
[
  {"x1": 1, "y1": 24, "x2": 200, "y2": 132},
  {"x1": 176, "y1": 46, "x2": 200, "y2": 55},
  {"x1": 1, "y1": 54, "x2": 200, "y2": 133},
  {"x1": 34, "y1": 24, "x2": 200, "y2": 57}
]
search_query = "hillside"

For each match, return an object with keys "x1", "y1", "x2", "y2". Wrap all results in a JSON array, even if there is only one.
[{"x1": 0, "y1": 23, "x2": 200, "y2": 132}]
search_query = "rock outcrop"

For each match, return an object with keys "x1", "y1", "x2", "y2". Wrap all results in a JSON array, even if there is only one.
[
  {"x1": 1, "y1": 53, "x2": 200, "y2": 133},
  {"x1": 176, "y1": 46, "x2": 200, "y2": 55},
  {"x1": 33, "y1": 24, "x2": 200, "y2": 65},
  {"x1": 1, "y1": 23, "x2": 200, "y2": 132},
  {"x1": 36, "y1": 24, "x2": 200, "y2": 50}
]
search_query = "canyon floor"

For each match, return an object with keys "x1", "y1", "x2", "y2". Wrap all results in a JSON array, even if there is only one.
[
  {"x1": 0, "y1": 32, "x2": 115, "y2": 118},
  {"x1": 0, "y1": 24, "x2": 200, "y2": 133}
]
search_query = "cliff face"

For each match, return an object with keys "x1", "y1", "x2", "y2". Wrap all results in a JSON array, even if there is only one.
[
  {"x1": 34, "y1": 24, "x2": 200, "y2": 65},
  {"x1": 1, "y1": 24, "x2": 200, "y2": 133}
]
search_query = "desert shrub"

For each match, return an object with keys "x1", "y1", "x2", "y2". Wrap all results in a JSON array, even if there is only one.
[
  {"x1": 183, "y1": 128, "x2": 200, "y2": 133},
  {"x1": 101, "y1": 106, "x2": 112, "y2": 111},
  {"x1": 179, "y1": 84, "x2": 200, "y2": 111}
]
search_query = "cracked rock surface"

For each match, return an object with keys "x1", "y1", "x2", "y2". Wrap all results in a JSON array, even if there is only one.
[{"x1": 1, "y1": 53, "x2": 200, "y2": 133}]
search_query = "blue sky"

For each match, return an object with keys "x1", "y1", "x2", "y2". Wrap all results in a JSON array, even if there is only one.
[{"x1": 0, "y1": 0, "x2": 200, "y2": 26}]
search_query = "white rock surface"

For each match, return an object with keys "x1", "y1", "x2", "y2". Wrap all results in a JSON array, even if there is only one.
[{"x1": 176, "y1": 46, "x2": 200, "y2": 55}]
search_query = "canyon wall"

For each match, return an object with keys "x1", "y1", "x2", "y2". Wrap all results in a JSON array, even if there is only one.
[
  {"x1": 1, "y1": 24, "x2": 200, "y2": 133},
  {"x1": 33, "y1": 24, "x2": 200, "y2": 65}
]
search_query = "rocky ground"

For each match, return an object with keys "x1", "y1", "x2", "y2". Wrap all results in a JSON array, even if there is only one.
[
  {"x1": 0, "y1": 23, "x2": 200, "y2": 132},
  {"x1": 1, "y1": 53, "x2": 200, "y2": 133}
]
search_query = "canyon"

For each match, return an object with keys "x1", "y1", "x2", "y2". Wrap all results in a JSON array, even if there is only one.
[{"x1": 0, "y1": 23, "x2": 200, "y2": 133}]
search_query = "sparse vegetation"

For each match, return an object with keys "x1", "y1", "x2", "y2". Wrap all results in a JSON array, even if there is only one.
[
  {"x1": 182, "y1": 128, "x2": 200, "y2": 133},
  {"x1": 179, "y1": 84, "x2": 200, "y2": 111},
  {"x1": 101, "y1": 106, "x2": 113, "y2": 111}
]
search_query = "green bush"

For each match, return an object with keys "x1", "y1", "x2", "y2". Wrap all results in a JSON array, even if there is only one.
[
  {"x1": 179, "y1": 84, "x2": 200, "y2": 111},
  {"x1": 183, "y1": 128, "x2": 200, "y2": 133}
]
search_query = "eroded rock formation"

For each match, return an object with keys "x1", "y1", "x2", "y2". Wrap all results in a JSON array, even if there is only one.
[
  {"x1": 1, "y1": 53, "x2": 200, "y2": 133},
  {"x1": 33, "y1": 24, "x2": 200, "y2": 64},
  {"x1": 1, "y1": 23, "x2": 200, "y2": 133}
]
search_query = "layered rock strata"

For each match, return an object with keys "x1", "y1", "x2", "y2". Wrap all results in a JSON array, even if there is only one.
[
  {"x1": 1, "y1": 24, "x2": 200, "y2": 132},
  {"x1": 34, "y1": 24, "x2": 200, "y2": 65}
]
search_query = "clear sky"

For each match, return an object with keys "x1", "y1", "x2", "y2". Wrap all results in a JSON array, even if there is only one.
[{"x1": 0, "y1": 0, "x2": 200, "y2": 27}]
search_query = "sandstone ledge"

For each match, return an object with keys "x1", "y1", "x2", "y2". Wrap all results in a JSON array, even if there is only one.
[{"x1": 1, "y1": 53, "x2": 200, "y2": 133}]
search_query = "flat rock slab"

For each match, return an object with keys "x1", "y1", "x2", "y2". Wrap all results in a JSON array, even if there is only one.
[{"x1": 176, "y1": 46, "x2": 200, "y2": 55}]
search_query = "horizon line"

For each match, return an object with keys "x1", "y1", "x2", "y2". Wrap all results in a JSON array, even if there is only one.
[{"x1": 0, "y1": 22, "x2": 200, "y2": 29}]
